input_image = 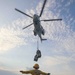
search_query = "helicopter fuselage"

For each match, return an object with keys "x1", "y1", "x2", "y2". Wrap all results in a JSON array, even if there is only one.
[{"x1": 33, "y1": 14, "x2": 45, "y2": 40}]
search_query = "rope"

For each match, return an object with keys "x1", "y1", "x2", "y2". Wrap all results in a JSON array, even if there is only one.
[{"x1": 37, "y1": 36, "x2": 39, "y2": 50}]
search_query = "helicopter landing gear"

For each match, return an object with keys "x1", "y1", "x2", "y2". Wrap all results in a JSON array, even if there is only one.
[
  {"x1": 33, "y1": 30, "x2": 37, "y2": 36},
  {"x1": 42, "y1": 30, "x2": 45, "y2": 35},
  {"x1": 34, "y1": 31, "x2": 37, "y2": 36}
]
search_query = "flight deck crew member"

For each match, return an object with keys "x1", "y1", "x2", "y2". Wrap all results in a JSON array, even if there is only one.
[{"x1": 20, "y1": 64, "x2": 50, "y2": 75}]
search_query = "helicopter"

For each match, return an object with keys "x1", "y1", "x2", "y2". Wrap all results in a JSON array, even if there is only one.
[{"x1": 15, "y1": 0, "x2": 62, "y2": 42}]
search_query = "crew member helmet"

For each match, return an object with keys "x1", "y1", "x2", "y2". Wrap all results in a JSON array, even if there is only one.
[{"x1": 33, "y1": 64, "x2": 39, "y2": 69}]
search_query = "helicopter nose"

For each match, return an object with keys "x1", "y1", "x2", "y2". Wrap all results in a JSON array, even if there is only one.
[{"x1": 34, "y1": 14, "x2": 39, "y2": 18}]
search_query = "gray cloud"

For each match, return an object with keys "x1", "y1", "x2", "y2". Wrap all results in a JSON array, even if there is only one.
[{"x1": 0, "y1": 69, "x2": 20, "y2": 75}]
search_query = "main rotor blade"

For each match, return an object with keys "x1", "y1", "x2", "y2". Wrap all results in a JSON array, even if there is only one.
[
  {"x1": 39, "y1": 0, "x2": 47, "y2": 17},
  {"x1": 41, "y1": 19, "x2": 62, "y2": 21},
  {"x1": 15, "y1": 8, "x2": 33, "y2": 19},
  {"x1": 22, "y1": 23, "x2": 33, "y2": 29}
]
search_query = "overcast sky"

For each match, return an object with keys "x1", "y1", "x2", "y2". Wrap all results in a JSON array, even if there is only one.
[{"x1": 0, "y1": 0, "x2": 75, "y2": 75}]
